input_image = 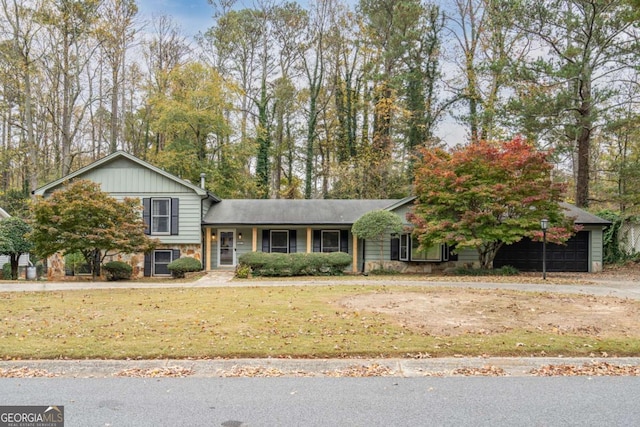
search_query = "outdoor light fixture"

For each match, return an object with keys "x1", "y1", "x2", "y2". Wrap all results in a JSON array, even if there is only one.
[
  {"x1": 211, "y1": 233, "x2": 217, "y2": 241},
  {"x1": 540, "y1": 218, "x2": 548, "y2": 280},
  {"x1": 238, "y1": 233, "x2": 243, "y2": 241}
]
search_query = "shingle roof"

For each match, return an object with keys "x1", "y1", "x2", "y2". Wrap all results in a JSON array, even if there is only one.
[
  {"x1": 203, "y1": 199, "x2": 400, "y2": 225},
  {"x1": 560, "y1": 202, "x2": 611, "y2": 225},
  {"x1": 203, "y1": 199, "x2": 611, "y2": 227}
]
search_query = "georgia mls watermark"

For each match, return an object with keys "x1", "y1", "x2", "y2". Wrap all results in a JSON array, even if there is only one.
[{"x1": 0, "y1": 406, "x2": 64, "y2": 427}]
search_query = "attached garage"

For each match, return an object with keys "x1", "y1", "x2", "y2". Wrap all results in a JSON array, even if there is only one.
[
  {"x1": 492, "y1": 203, "x2": 610, "y2": 273},
  {"x1": 494, "y1": 231, "x2": 590, "y2": 272}
]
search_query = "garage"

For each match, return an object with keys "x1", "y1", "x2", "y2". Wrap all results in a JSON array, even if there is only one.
[{"x1": 493, "y1": 231, "x2": 590, "y2": 272}]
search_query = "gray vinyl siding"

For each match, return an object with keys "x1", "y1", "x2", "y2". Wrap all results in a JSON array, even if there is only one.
[
  {"x1": 78, "y1": 158, "x2": 195, "y2": 194},
  {"x1": 42, "y1": 157, "x2": 204, "y2": 245},
  {"x1": 585, "y1": 226, "x2": 604, "y2": 271},
  {"x1": 456, "y1": 248, "x2": 479, "y2": 265},
  {"x1": 390, "y1": 204, "x2": 413, "y2": 225},
  {"x1": 363, "y1": 235, "x2": 392, "y2": 263}
]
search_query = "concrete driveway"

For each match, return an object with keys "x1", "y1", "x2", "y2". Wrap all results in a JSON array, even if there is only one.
[{"x1": 0, "y1": 271, "x2": 639, "y2": 300}]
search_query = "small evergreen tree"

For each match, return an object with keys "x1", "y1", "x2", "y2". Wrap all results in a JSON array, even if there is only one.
[{"x1": 352, "y1": 209, "x2": 404, "y2": 270}]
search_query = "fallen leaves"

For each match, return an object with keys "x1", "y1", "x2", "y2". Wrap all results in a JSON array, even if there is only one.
[
  {"x1": 323, "y1": 363, "x2": 395, "y2": 377},
  {"x1": 3, "y1": 361, "x2": 640, "y2": 377},
  {"x1": 219, "y1": 366, "x2": 303, "y2": 377},
  {"x1": 531, "y1": 362, "x2": 640, "y2": 376},
  {"x1": 0, "y1": 367, "x2": 57, "y2": 378},
  {"x1": 452, "y1": 365, "x2": 506, "y2": 376},
  {"x1": 217, "y1": 363, "x2": 395, "y2": 377},
  {"x1": 115, "y1": 366, "x2": 195, "y2": 377}
]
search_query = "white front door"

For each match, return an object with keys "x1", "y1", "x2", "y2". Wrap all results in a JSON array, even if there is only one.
[{"x1": 218, "y1": 229, "x2": 236, "y2": 267}]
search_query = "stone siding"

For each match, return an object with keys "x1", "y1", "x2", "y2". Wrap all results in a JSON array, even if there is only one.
[{"x1": 45, "y1": 244, "x2": 202, "y2": 280}]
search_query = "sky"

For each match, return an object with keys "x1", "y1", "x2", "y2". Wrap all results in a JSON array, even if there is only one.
[
  {"x1": 136, "y1": 0, "x2": 214, "y2": 38},
  {"x1": 135, "y1": 0, "x2": 466, "y2": 146}
]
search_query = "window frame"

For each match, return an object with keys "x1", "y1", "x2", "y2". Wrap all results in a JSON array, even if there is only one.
[
  {"x1": 397, "y1": 233, "x2": 445, "y2": 262},
  {"x1": 151, "y1": 198, "x2": 171, "y2": 235},
  {"x1": 321, "y1": 230, "x2": 341, "y2": 253},
  {"x1": 399, "y1": 234, "x2": 409, "y2": 261},
  {"x1": 270, "y1": 230, "x2": 289, "y2": 253},
  {"x1": 153, "y1": 250, "x2": 174, "y2": 276}
]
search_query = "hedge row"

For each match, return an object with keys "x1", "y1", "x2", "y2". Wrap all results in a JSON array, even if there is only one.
[{"x1": 238, "y1": 252, "x2": 352, "y2": 277}]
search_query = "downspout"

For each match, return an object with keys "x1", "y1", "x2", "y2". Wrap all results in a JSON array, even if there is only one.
[{"x1": 200, "y1": 173, "x2": 207, "y2": 270}]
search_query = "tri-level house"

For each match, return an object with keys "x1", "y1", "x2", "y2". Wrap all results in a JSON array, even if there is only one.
[{"x1": 33, "y1": 151, "x2": 610, "y2": 279}]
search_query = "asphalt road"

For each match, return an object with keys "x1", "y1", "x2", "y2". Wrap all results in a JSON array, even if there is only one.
[{"x1": 2, "y1": 376, "x2": 640, "y2": 426}]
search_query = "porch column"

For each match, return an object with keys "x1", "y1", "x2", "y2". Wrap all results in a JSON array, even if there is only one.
[
  {"x1": 306, "y1": 227, "x2": 312, "y2": 253},
  {"x1": 252, "y1": 227, "x2": 257, "y2": 252},
  {"x1": 205, "y1": 228, "x2": 212, "y2": 271},
  {"x1": 352, "y1": 235, "x2": 358, "y2": 273}
]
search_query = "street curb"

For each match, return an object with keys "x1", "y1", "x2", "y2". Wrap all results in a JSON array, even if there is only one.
[{"x1": 3, "y1": 357, "x2": 640, "y2": 378}]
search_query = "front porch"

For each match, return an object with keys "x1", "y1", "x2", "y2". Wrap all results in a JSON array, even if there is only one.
[{"x1": 204, "y1": 227, "x2": 361, "y2": 273}]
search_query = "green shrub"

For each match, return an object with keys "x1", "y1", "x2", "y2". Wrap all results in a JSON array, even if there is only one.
[
  {"x1": 103, "y1": 261, "x2": 133, "y2": 281},
  {"x1": 453, "y1": 265, "x2": 519, "y2": 276},
  {"x1": 167, "y1": 257, "x2": 202, "y2": 278},
  {"x1": 1, "y1": 263, "x2": 11, "y2": 280},
  {"x1": 238, "y1": 252, "x2": 352, "y2": 277},
  {"x1": 235, "y1": 264, "x2": 252, "y2": 279}
]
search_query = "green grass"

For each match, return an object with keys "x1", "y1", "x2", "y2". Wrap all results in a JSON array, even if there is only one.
[{"x1": 1, "y1": 285, "x2": 639, "y2": 360}]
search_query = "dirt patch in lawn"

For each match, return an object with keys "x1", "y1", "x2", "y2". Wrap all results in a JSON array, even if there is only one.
[{"x1": 340, "y1": 289, "x2": 640, "y2": 337}]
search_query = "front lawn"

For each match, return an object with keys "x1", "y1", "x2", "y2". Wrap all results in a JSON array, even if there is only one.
[{"x1": 1, "y1": 285, "x2": 639, "y2": 359}]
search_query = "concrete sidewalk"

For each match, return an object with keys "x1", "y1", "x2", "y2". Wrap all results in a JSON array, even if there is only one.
[{"x1": 2, "y1": 357, "x2": 640, "y2": 378}]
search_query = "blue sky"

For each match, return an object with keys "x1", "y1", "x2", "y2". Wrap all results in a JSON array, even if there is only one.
[{"x1": 137, "y1": 0, "x2": 214, "y2": 38}]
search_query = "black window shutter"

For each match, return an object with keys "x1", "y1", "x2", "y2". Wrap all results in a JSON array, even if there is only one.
[
  {"x1": 340, "y1": 230, "x2": 349, "y2": 253},
  {"x1": 390, "y1": 237, "x2": 400, "y2": 261},
  {"x1": 313, "y1": 230, "x2": 321, "y2": 252},
  {"x1": 171, "y1": 198, "x2": 179, "y2": 235},
  {"x1": 262, "y1": 230, "x2": 270, "y2": 252},
  {"x1": 448, "y1": 244, "x2": 458, "y2": 261},
  {"x1": 172, "y1": 249, "x2": 181, "y2": 261},
  {"x1": 143, "y1": 198, "x2": 151, "y2": 234},
  {"x1": 289, "y1": 230, "x2": 297, "y2": 253},
  {"x1": 144, "y1": 252, "x2": 152, "y2": 277}
]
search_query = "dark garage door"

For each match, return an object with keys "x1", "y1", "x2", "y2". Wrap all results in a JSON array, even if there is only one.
[{"x1": 494, "y1": 231, "x2": 589, "y2": 272}]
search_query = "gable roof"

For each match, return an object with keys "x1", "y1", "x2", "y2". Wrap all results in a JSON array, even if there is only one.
[
  {"x1": 204, "y1": 197, "x2": 609, "y2": 227},
  {"x1": 32, "y1": 151, "x2": 220, "y2": 201},
  {"x1": 204, "y1": 199, "x2": 400, "y2": 225}
]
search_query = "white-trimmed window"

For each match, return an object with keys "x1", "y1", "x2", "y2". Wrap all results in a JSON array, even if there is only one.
[
  {"x1": 270, "y1": 230, "x2": 289, "y2": 253},
  {"x1": 321, "y1": 230, "x2": 340, "y2": 253},
  {"x1": 151, "y1": 199, "x2": 171, "y2": 234},
  {"x1": 399, "y1": 234, "x2": 409, "y2": 261},
  {"x1": 395, "y1": 233, "x2": 446, "y2": 262},
  {"x1": 153, "y1": 250, "x2": 173, "y2": 275},
  {"x1": 410, "y1": 235, "x2": 442, "y2": 261}
]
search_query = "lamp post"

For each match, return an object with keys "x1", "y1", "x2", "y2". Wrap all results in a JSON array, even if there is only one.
[{"x1": 540, "y1": 218, "x2": 549, "y2": 280}]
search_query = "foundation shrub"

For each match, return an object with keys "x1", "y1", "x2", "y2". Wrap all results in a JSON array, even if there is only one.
[
  {"x1": 103, "y1": 261, "x2": 133, "y2": 281},
  {"x1": 238, "y1": 252, "x2": 351, "y2": 277},
  {"x1": 167, "y1": 257, "x2": 202, "y2": 278}
]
